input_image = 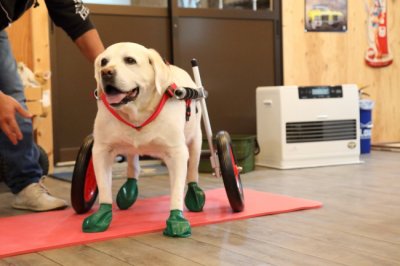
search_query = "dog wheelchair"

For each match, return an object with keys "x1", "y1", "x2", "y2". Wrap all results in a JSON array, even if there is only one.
[{"x1": 70, "y1": 59, "x2": 244, "y2": 215}]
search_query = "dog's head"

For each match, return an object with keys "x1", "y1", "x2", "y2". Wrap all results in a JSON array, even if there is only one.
[{"x1": 94, "y1": 42, "x2": 171, "y2": 108}]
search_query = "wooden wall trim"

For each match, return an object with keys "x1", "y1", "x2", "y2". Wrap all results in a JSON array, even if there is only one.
[
  {"x1": 6, "y1": 12, "x2": 33, "y2": 69},
  {"x1": 6, "y1": 6, "x2": 54, "y2": 171},
  {"x1": 30, "y1": 4, "x2": 54, "y2": 172}
]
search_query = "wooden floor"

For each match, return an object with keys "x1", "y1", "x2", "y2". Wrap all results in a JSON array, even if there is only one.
[{"x1": 1, "y1": 151, "x2": 400, "y2": 265}]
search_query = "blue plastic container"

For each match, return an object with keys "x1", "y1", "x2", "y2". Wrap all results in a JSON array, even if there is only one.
[{"x1": 359, "y1": 99, "x2": 375, "y2": 154}]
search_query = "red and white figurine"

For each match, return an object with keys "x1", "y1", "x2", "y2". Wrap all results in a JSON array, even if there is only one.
[{"x1": 365, "y1": 0, "x2": 393, "y2": 67}]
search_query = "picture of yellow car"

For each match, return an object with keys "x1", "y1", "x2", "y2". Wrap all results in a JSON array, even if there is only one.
[{"x1": 307, "y1": 4, "x2": 345, "y2": 30}]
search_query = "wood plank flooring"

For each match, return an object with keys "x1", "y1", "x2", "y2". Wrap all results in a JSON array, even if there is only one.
[{"x1": 1, "y1": 151, "x2": 399, "y2": 265}]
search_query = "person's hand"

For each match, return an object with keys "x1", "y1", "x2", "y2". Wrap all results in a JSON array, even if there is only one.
[{"x1": 0, "y1": 92, "x2": 32, "y2": 145}]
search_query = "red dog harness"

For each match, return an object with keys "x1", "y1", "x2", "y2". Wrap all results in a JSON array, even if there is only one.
[{"x1": 99, "y1": 83, "x2": 191, "y2": 130}]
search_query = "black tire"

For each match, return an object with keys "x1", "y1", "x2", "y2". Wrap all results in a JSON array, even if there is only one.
[
  {"x1": 37, "y1": 145, "x2": 49, "y2": 175},
  {"x1": 71, "y1": 135, "x2": 98, "y2": 214},
  {"x1": 216, "y1": 131, "x2": 244, "y2": 212}
]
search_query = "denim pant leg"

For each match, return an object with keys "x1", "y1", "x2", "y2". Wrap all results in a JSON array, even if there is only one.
[{"x1": 0, "y1": 30, "x2": 42, "y2": 194}]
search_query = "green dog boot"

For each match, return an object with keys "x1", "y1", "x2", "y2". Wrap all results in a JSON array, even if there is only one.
[
  {"x1": 116, "y1": 178, "x2": 138, "y2": 210},
  {"x1": 82, "y1": 203, "x2": 112, "y2": 233},
  {"x1": 163, "y1": 209, "x2": 191, "y2": 237},
  {"x1": 185, "y1": 182, "x2": 205, "y2": 212}
]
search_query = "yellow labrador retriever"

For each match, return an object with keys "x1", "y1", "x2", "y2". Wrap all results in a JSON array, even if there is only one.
[{"x1": 82, "y1": 43, "x2": 205, "y2": 237}]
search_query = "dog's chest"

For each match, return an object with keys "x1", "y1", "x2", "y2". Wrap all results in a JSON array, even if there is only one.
[
  {"x1": 95, "y1": 101, "x2": 188, "y2": 157},
  {"x1": 107, "y1": 123, "x2": 174, "y2": 156}
]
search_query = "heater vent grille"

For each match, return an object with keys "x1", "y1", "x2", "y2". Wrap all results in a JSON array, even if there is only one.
[{"x1": 286, "y1": 119, "x2": 357, "y2": 143}]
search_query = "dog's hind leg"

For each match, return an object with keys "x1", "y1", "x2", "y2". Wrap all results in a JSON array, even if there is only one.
[
  {"x1": 186, "y1": 134, "x2": 202, "y2": 184},
  {"x1": 116, "y1": 154, "x2": 140, "y2": 210},
  {"x1": 184, "y1": 135, "x2": 205, "y2": 212},
  {"x1": 82, "y1": 144, "x2": 114, "y2": 233},
  {"x1": 163, "y1": 146, "x2": 191, "y2": 237}
]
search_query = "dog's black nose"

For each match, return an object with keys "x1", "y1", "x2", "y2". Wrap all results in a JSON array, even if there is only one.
[{"x1": 101, "y1": 67, "x2": 115, "y2": 81}]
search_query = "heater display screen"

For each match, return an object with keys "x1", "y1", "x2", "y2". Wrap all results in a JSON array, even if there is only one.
[
  {"x1": 311, "y1": 87, "x2": 329, "y2": 96},
  {"x1": 298, "y1": 86, "x2": 343, "y2": 99}
]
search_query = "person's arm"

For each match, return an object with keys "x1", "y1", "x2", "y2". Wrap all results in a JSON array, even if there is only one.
[
  {"x1": 74, "y1": 29, "x2": 104, "y2": 63},
  {"x1": 44, "y1": 0, "x2": 104, "y2": 61},
  {"x1": 0, "y1": 92, "x2": 32, "y2": 145}
]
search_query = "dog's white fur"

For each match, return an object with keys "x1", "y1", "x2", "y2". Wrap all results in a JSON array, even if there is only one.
[{"x1": 93, "y1": 42, "x2": 202, "y2": 210}]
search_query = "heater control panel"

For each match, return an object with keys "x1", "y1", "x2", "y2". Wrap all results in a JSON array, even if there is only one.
[{"x1": 298, "y1": 86, "x2": 343, "y2": 99}]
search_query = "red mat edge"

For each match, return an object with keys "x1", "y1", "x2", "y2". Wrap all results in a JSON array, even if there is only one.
[
  {"x1": 0, "y1": 189, "x2": 322, "y2": 258},
  {"x1": 7, "y1": 207, "x2": 323, "y2": 258}
]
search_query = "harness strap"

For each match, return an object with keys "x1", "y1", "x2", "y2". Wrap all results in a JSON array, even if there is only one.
[
  {"x1": 100, "y1": 83, "x2": 178, "y2": 130},
  {"x1": 185, "y1": 99, "x2": 192, "y2": 121}
]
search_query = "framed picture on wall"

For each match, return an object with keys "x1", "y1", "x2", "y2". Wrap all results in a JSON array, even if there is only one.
[{"x1": 305, "y1": 0, "x2": 347, "y2": 32}]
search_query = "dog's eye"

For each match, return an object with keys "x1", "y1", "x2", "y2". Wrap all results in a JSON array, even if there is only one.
[
  {"x1": 100, "y1": 58, "x2": 108, "y2": 67},
  {"x1": 124, "y1": 57, "x2": 137, "y2": 65}
]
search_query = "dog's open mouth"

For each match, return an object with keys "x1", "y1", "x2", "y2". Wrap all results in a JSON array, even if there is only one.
[{"x1": 104, "y1": 85, "x2": 140, "y2": 107}]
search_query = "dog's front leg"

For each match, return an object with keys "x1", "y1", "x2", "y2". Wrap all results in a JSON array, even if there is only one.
[
  {"x1": 184, "y1": 137, "x2": 206, "y2": 212},
  {"x1": 163, "y1": 146, "x2": 191, "y2": 237},
  {"x1": 82, "y1": 144, "x2": 114, "y2": 233},
  {"x1": 116, "y1": 154, "x2": 140, "y2": 210}
]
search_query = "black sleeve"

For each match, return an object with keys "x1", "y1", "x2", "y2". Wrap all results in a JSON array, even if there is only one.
[{"x1": 44, "y1": 0, "x2": 95, "y2": 41}]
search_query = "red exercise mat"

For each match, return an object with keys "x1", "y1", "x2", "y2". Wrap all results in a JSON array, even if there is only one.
[{"x1": 0, "y1": 188, "x2": 322, "y2": 258}]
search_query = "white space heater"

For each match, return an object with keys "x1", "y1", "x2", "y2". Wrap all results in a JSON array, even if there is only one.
[{"x1": 256, "y1": 84, "x2": 361, "y2": 169}]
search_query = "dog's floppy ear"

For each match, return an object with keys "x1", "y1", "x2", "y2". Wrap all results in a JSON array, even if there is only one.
[
  {"x1": 94, "y1": 60, "x2": 99, "y2": 84},
  {"x1": 148, "y1": 48, "x2": 171, "y2": 95},
  {"x1": 94, "y1": 55, "x2": 103, "y2": 93}
]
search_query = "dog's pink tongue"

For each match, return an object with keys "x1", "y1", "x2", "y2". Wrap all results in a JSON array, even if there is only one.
[{"x1": 105, "y1": 93, "x2": 126, "y2": 104}]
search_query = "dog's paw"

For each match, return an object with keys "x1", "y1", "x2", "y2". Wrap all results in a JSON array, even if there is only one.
[
  {"x1": 116, "y1": 178, "x2": 138, "y2": 210},
  {"x1": 185, "y1": 182, "x2": 206, "y2": 212},
  {"x1": 163, "y1": 210, "x2": 191, "y2": 237},
  {"x1": 82, "y1": 203, "x2": 112, "y2": 233}
]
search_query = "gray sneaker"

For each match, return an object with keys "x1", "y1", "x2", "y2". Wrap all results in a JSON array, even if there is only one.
[{"x1": 12, "y1": 178, "x2": 68, "y2": 211}]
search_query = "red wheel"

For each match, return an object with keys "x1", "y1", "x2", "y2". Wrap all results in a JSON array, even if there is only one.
[
  {"x1": 216, "y1": 131, "x2": 244, "y2": 212},
  {"x1": 71, "y1": 135, "x2": 98, "y2": 214},
  {"x1": 83, "y1": 157, "x2": 97, "y2": 203}
]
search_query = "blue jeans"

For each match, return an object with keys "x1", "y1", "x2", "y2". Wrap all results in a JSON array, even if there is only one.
[{"x1": 0, "y1": 30, "x2": 42, "y2": 194}]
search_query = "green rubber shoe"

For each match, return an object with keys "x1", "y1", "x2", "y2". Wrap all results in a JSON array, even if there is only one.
[
  {"x1": 184, "y1": 182, "x2": 205, "y2": 212},
  {"x1": 116, "y1": 178, "x2": 138, "y2": 210},
  {"x1": 82, "y1": 203, "x2": 112, "y2": 233},
  {"x1": 163, "y1": 210, "x2": 191, "y2": 238}
]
